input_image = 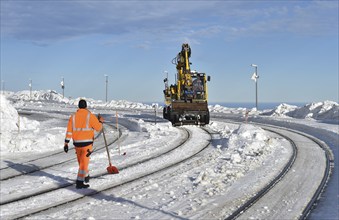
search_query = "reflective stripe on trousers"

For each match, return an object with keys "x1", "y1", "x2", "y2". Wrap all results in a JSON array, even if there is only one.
[{"x1": 75, "y1": 145, "x2": 92, "y2": 181}]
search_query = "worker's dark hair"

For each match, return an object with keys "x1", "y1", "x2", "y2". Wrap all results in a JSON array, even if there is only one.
[{"x1": 78, "y1": 99, "x2": 87, "y2": 109}]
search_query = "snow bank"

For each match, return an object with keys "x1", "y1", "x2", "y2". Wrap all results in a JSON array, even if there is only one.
[
  {"x1": 9, "y1": 90, "x2": 153, "y2": 110},
  {"x1": 1, "y1": 94, "x2": 20, "y2": 132},
  {"x1": 10, "y1": 90, "x2": 69, "y2": 103},
  {"x1": 209, "y1": 104, "x2": 247, "y2": 114},
  {"x1": 209, "y1": 101, "x2": 338, "y2": 122},
  {"x1": 0, "y1": 94, "x2": 64, "y2": 153},
  {"x1": 137, "y1": 118, "x2": 173, "y2": 136},
  {"x1": 88, "y1": 99, "x2": 153, "y2": 110},
  {"x1": 189, "y1": 122, "x2": 282, "y2": 203},
  {"x1": 263, "y1": 101, "x2": 339, "y2": 121},
  {"x1": 0, "y1": 95, "x2": 39, "y2": 133},
  {"x1": 262, "y1": 103, "x2": 298, "y2": 117},
  {"x1": 227, "y1": 124, "x2": 272, "y2": 163},
  {"x1": 199, "y1": 122, "x2": 276, "y2": 179}
]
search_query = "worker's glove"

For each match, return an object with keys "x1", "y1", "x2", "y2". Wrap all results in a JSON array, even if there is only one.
[
  {"x1": 97, "y1": 114, "x2": 104, "y2": 123},
  {"x1": 64, "y1": 143, "x2": 69, "y2": 153},
  {"x1": 86, "y1": 149, "x2": 92, "y2": 157}
]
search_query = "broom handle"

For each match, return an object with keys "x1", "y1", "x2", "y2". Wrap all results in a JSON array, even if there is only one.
[
  {"x1": 102, "y1": 126, "x2": 112, "y2": 165},
  {"x1": 116, "y1": 111, "x2": 121, "y2": 155}
]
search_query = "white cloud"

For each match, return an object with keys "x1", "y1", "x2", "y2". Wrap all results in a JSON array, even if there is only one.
[{"x1": 1, "y1": 1, "x2": 337, "y2": 45}]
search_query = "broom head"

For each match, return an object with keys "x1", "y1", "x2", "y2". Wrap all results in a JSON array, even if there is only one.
[{"x1": 107, "y1": 164, "x2": 119, "y2": 174}]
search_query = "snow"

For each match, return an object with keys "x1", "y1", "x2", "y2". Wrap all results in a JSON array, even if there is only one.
[
  {"x1": 5, "y1": 90, "x2": 155, "y2": 110},
  {"x1": 0, "y1": 94, "x2": 61, "y2": 154},
  {"x1": 209, "y1": 100, "x2": 339, "y2": 122},
  {"x1": 263, "y1": 101, "x2": 339, "y2": 121},
  {"x1": 0, "y1": 90, "x2": 338, "y2": 219}
]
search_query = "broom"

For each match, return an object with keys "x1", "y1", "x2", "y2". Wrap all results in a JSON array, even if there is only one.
[{"x1": 102, "y1": 126, "x2": 119, "y2": 174}]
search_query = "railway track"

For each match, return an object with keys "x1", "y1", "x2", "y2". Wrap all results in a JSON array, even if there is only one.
[
  {"x1": 215, "y1": 120, "x2": 333, "y2": 220},
  {"x1": 1, "y1": 115, "x2": 333, "y2": 219},
  {"x1": 0, "y1": 126, "x2": 212, "y2": 219},
  {"x1": 0, "y1": 123, "x2": 119, "y2": 181},
  {"x1": 0, "y1": 123, "x2": 121, "y2": 205}
]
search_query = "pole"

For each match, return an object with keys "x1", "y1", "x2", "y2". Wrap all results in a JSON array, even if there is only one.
[
  {"x1": 155, "y1": 106, "x2": 157, "y2": 125},
  {"x1": 255, "y1": 66, "x2": 258, "y2": 110},
  {"x1": 251, "y1": 64, "x2": 259, "y2": 110},
  {"x1": 29, "y1": 79, "x2": 32, "y2": 100},
  {"x1": 105, "y1": 75, "x2": 108, "y2": 102},
  {"x1": 61, "y1": 77, "x2": 65, "y2": 98},
  {"x1": 116, "y1": 111, "x2": 120, "y2": 155},
  {"x1": 152, "y1": 103, "x2": 158, "y2": 125}
]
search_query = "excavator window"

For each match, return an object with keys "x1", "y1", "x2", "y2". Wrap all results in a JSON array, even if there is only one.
[
  {"x1": 192, "y1": 76, "x2": 205, "y2": 99},
  {"x1": 193, "y1": 77, "x2": 204, "y2": 92}
]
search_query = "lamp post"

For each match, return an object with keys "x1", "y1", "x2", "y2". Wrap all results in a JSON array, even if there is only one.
[
  {"x1": 152, "y1": 103, "x2": 158, "y2": 125},
  {"x1": 29, "y1": 79, "x2": 32, "y2": 100},
  {"x1": 251, "y1": 64, "x2": 259, "y2": 110},
  {"x1": 61, "y1": 77, "x2": 65, "y2": 98},
  {"x1": 105, "y1": 75, "x2": 108, "y2": 102}
]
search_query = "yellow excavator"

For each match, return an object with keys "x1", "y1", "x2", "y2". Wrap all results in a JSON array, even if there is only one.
[{"x1": 163, "y1": 43, "x2": 211, "y2": 126}]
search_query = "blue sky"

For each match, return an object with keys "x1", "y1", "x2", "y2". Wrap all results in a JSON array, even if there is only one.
[{"x1": 1, "y1": 1, "x2": 338, "y2": 104}]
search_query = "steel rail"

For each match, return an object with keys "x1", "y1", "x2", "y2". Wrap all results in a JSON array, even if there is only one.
[
  {"x1": 0, "y1": 123, "x2": 120, "y2": 205},
  {"x1": 273, "y1": 127, "x2": 333, "y2": 219},
  {"x1": 0, "y1": 123, "x2": 119, "y2": 181},
  {"x1": 5, "y1": 127, "x2": 212, "y2": 219},
  {"x1": 224, "y1": 126, "x2": 298, "y2": 220},
  {"x1": 0, "y1": 126, "x2": 189, "y2": 210},
  {"x1": 244, "y1": 121, "x2": 333, "y2": 220},
  {"x1": 217, "y1": 119, "x2": 333, "y2": 220}
]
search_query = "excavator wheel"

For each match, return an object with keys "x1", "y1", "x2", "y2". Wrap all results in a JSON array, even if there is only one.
[
  {"x1": 163, "y1": 108, "x2": 167, "y2": 119},
  {"x1": 170, "y1": 114, "x2": 178, "y2": 126},
  {"x1": 204, "y1": 112, "x2": 210, "y2": 125}
]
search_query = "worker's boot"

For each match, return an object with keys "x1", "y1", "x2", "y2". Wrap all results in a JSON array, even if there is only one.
[
  {"x1": 76, "y1": 180, "x2": 90, "y2": 189},
  {"x1": 84, "y1": 175, "x2": 90, "y2": 183}
]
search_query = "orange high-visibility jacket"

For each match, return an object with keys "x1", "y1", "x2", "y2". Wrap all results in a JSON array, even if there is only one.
[{"x1": 65, "y1": 109, "x2": 102, "y2": 147}]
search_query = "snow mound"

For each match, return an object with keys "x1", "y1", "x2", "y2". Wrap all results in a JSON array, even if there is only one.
[
  {"x1": 1, "y1": 94, "x2": 20, "y2": 132},
  {"x1": 0, "y1": 94, "x2": 63, "y2": 153},
  {"x1": 56, "y1": 95, "x2": 152, "y2": 109},
  {"x1": 289, "y1": 101, "x2": 338, "y2": 121},
  {"x1": 190, "y1": 123, "x2": 282, "y2": 199},
  {"x1": 99, "y1": 100, "x2": 153, "y2": 109},
  {"x1": 264, "y1": 101, "x2": 339, "y2": 121},
  {"x1": 227, "y1": 124, "x2": 272, "y2": 163},
  {"x1": 9, "y1": 90, "x2": 69, "y2": 103},
  {"x1": 263, "y1": 103, "x2": 298, "y2": 117},
  {"x1": 137, "y1": 119, "x2": 173, "y2": 136},
  {"x1": 208, "y1": 104, "x2": 246, "y2": 114},
  {"x1": 8, "y1": 90, "x2": 154, "y2": 110},
  {"x1": 1, "y1": 95, "x2": 39, "y2": 132}
]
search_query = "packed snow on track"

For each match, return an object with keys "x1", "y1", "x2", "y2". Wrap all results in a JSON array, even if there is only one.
[{"x1": 0, "y1": 90, "x2": 338, "y2": 219}]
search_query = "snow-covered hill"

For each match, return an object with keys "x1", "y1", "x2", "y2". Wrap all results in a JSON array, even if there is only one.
[
  {"x1": 6, "y1": 90, "x2": 154, "y2": 110},
  {"x1": 9, "y1": 90, "x2": 69, "y2": 103},
  {"x1": 262, "y1": 101, "x2": 339, "y2": 121},
  {"x1": 209, "y1": 101, "x2": 339, "y2": 122}
]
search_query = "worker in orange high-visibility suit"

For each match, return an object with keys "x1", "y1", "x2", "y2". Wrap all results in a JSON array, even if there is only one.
[{"x1": 64, "y1": 99, "x2": 104, "y2": 189}]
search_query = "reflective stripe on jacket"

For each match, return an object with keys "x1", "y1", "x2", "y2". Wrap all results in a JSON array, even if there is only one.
[{"x1": 65, "y1": 109, "x2": 102, "y2": 147}]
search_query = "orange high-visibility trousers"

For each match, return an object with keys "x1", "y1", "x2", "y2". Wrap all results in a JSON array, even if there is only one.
[{"x1": 75, "y1": 145, "x2": 92, "y2": 181}]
